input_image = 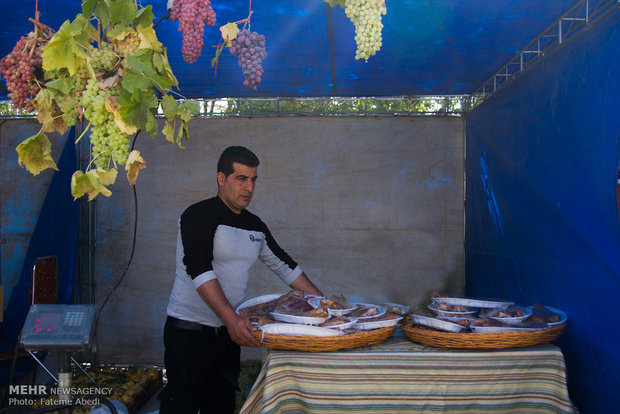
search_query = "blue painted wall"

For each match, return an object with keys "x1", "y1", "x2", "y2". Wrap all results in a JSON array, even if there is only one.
[{"x1": 466, "y1": 11, "x2": 620, "y2": 413}]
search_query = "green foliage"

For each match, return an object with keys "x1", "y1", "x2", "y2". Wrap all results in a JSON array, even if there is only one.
[{"x1": 13, "y1": 0, "x2": 197, "y2": 200}]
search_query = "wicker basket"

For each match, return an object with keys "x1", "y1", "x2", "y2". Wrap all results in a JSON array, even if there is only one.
[
  {"x1": 401, "y1": 322, "x2": 566, "y2": 349},
  {"x1": 252, "y1": 326, "x2": 396, "y2": 352}
]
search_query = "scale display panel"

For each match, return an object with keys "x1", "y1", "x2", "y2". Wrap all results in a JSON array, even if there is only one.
[{"x1": 20, "y1": 304, "x2": 99, "y2": 351}]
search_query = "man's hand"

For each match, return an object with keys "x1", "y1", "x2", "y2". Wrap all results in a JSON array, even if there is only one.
[
  {"x1": 224, "y1": 313, "x2": 261, "y2": 347},
  {"x1": 196, "y1": 279, "x2": 261, "y2": 347}
]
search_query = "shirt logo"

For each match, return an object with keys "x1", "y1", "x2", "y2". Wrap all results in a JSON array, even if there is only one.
[{"x1": 249, "y1": 234, "x2": 263, "y2": 242}]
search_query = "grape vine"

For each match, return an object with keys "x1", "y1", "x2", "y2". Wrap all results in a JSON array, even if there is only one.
[
  {"x1": 3, "y1": 0, "x2": 199, "y2": 200},
  {"x1": 170, "y1": 0, "x2": 217, "y2": 64}
]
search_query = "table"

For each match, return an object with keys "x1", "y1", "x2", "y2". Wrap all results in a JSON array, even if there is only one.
[{"x1": 240, "y1": 330, "x2": 576, "y2": 414}]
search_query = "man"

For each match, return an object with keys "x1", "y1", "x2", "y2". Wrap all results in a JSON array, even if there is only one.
[{"x1": 159, "y1": 146, "x2": 322, "y2": 413}]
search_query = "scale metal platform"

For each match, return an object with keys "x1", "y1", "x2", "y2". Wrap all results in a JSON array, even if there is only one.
[{"x1": 20, "y1": 304, "x2": 99, "y2": 351}]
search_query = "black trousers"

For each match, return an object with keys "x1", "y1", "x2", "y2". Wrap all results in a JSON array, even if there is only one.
[{"x1": 158, "y1": 316, "x2": 240, "y2": 414}]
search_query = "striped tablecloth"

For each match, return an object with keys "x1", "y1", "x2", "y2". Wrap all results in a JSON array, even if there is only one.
[{"x1": 240, "y1": 330, "x2": 576, "y2": 414}]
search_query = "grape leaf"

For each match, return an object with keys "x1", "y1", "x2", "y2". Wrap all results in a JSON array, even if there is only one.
[
  {"x1": 183, "y1": 100, "x2": 200, "y2": 116},
  {"x1": 151, "y1": 48, "x2": 178, "y2": 86},
  {"x1": 125, "y1": 150, "x2": 146, "y2": 185},
  {"x1": 161, "y1": 94, "x2": 179, "y2": 120},
  {"x1": 160, "y1": 97, "x2": 197, "y2": 148},
  {"x1": 220, "y1": 22, "x2": 239, "y2": 46},
  {"x1": 82, "y1": 0, "x2": 96, "y2": 18},
  {"x1": 44, "y1": 78, "x2": 75, "y2": 95},
  {"x1": 125, "y1": 51, "x2": 173, "y2": 93},
  {"x1": 71, "y1": 168, "x2": 117, "y2": 200},
  {"x1": 109, "y1": 0, "x2": 135, "y2": 27},
  {"x1": 42, "y1": 109, "x2": 69, "y2": 136},
  {"x1": 136, "y1": 24, "x2": 162, "y2": 53},
  {"x1": 33, "y1": 90, "x2": 68, "y2": 134},
  {"x1": 134, "y1": 5, "x2": 156, "y2": 28},
  {"x1": 117, "y1": 89, "x2": 159, "y2": 136},
  {"x1": 162, "y1": 122, "x2": 175, "y2": 144},
  {"x1": 104, "y1": 95, "x2": 138, "y2": 134},
  {"x1": 33, "y1": 89, "x2": 55, "y2": 126},
  {"x1": 16, "y1": 131, "x2": 58, "y2": 175},
  {"x1": 92, "y1": 0, "x2": 111, "y2": 30},
  {"x1": 41, "y1": 19, "x2": 89, "y2": 76}
]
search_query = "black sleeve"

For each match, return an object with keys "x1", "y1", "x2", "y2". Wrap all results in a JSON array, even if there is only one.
[{"x1": 180, "y1": 202, "x2": 217, "y2": 279}]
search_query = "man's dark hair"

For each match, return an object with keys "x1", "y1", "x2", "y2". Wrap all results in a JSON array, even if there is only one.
[{"x1": 217, "y1": 146, "x2": 260, "y2": 176}]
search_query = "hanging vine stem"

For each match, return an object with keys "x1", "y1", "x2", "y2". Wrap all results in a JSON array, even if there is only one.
[{"x1": 211, "y1": 11, "x2": 254, "y2": 78}]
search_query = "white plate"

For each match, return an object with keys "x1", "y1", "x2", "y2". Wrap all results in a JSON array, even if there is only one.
[
  {"x1": 355, "y1": 315, "x2": 402, "y2": 330},
  {"x1": 269, "y1": 312, "x2": 328, "y2": 325},
  {"x1": 260, "y1": 323, "x2": 343, "y2": 336},
  {"x1": 432, "y1": 296, "x2": 515, "y2": 309},
  {"x1": 382, "y1": 302, "x2": 410, "y2": 315},
  {"x1": 487, "y1": 306, "x2": 533, "y2": 324},
  {"x1": 319, "y1": 317, "x2": 358, "y2": 330},
  {"x1": 527, "y1": 305, "x2": 568, "y2": 326},
  {"x1": 410, "y1": 314, "x2": 466, "y2": 333},
  {"x1": 349, "y1": 303, "x2": 386, "y2": 320},
  {"x1": 235, "y1": 293, "x2": 286, "y2": 314},
  {"x1": 307, "y1": 297, "x2": 357, "y2": 317},
  {"x1": 470, "y1": 325, "x2": 544, "y2": 333},
  {"x1": 438, "y1": 315, "x2": 476, "y2": 324},
  {"x1": 428, "y1": 303, "x2": 478, "y2": 316}
]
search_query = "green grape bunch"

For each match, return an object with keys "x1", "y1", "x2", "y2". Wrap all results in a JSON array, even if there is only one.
[
  {"x1": 80, "y1": 77, "x2": 130, "y2": 168},
  {"x1": 344, "y1": 0, "x2": 387, "y2": 61}
]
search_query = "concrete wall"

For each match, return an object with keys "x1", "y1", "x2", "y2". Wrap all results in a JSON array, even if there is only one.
[
  {"x1": 94, "y1": 116, "x2": 464, "y2": 363},
  {"x1": 0, "y1": 116, "x2": 464, "y2": 363}
]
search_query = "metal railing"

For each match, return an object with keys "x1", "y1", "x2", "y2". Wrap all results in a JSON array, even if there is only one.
[
  {"x1": 0, "y1": 95, "x2": 469, "y2": 119},
  {"x1": 469, "y1": 0, "x2": 620, "y2": 108}
]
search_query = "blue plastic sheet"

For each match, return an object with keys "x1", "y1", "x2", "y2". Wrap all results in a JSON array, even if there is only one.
[
  {"x1": 0, "y1": 129, "x2": 78, "y2": 385},
  {"x1": 466, "y1": 11, "x2": 620, "y2": 413}
]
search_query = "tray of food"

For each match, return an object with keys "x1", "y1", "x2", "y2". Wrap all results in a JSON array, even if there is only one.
[
  {"x1": 240, "y1": 292, "x2": 399, "y2": 351},
  {"x1": 428, "y1": 303, "x2": 478, "y2": 317},
  {"x1": 527, "y1": 304, "x2": 567, "y2": 326},
  {"x1": 410, "y1": 313, "x2": 467, "y2": 333},
  {"x1": 431, "y1": 292, "x2": 514, "y2": 309},
  {"x1": 348, "y1": 303, "x2": 386, "y2": 319},
  {"x1": 307, "y1": 295, "x2": 357, "y2": 317},
  {"x1": 318, "y1": 316, "x2": 358, "y2": 330},
  {"x1": 382, "y1": 302, "x2": 410, "y2": 315},
  {"x1": 401, "y1": 321, "x2": 566, "y2": 349},
  {"x1": 355, "y1": 313, "x2": 403, "y2": 330},
  {"x1": 401, "y1": 294, "x2": 568, "y2": 349},
  {"x1": 485, "y1": 306, "x2": 532, "y2": 324}
]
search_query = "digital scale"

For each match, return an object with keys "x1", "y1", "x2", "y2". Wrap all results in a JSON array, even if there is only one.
[
  {"x1": 18, "y1": 304, "x2": 117, "y2": 414},
  {"x1": 21, "y1": 304, "x2": 99, "y2": 351}
]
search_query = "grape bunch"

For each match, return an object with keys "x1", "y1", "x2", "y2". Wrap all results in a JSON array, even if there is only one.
[
  {"x1": 80, "y1": 78, "x2": 131, "y2": 168},
  {"x1": 87, "y1": 42, "x2": 118, "y2": 73},
  {"x1": 0, "y1": 32, "x2": 51, "y2": 111},
  {"x1": 170, "y1": 0, "x2": 216, "y2": 64},
  {"x1": 344, "y1": 0, "x2": 387, "y2": 61},
  {"x1": 228, "y1": 29, "x2": 267, "y2": 90}
]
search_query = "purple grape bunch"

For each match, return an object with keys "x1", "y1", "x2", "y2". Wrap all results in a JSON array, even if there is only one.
[
  {"x1": 0, "y1": 33, "x2": 50, "y2": 111},
  {"x1": 229, "y1": 29, "x2": 267, "y2": 90},
  {"x1": 170, "y1": 0, "x2": 216, "y2": 64}
]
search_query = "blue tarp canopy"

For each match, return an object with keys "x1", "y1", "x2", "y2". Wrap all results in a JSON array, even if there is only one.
[{"x1": 0, "y1": 0, "x2": 575, "y2": 98}]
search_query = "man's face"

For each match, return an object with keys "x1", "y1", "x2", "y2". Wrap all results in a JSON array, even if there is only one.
[{"x1": 217, "y1": 162, "x2": 258, "y2": 214}]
